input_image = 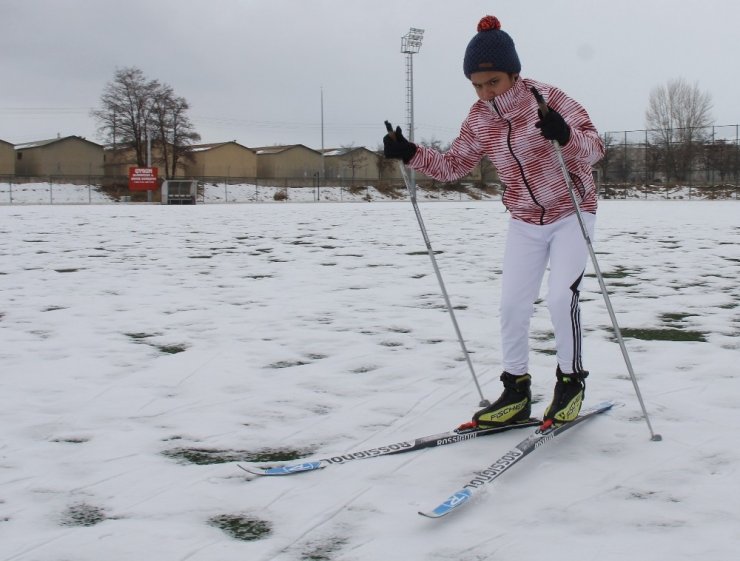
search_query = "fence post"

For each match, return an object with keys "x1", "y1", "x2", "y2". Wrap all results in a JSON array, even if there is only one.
[{"x1": 644, "y1": 129, "x2": 649, "y2": 194}]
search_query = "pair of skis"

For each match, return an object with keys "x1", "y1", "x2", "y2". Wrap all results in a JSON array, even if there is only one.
[
  {"x1": 239, "y1": 401, "x2": 615, "y2": 518},
  {"x1": 238, "y1": 417, "x2": 540, "y2": 476}
]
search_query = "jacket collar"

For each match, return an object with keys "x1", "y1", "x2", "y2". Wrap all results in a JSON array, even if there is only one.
[{"x1": 485, "y1": 77, "x2": 531, "y2": 119}]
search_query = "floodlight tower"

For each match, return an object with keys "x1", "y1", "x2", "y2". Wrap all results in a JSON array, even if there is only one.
[{"x1": 401, "y1": 27, "x2": 424, "y2": 185}]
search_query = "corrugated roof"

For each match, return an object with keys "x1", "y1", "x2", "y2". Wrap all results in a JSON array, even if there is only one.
[
  {"x1": 14, "y1": 138, "x2": 60, "y2": 150},
  {"x1": 322, "y1": 148, "x2": 348, "y2": 157},
  {"x1": 252, "y1": 144, "x2": 299, "y2": 155},
  {"x1": 190, "y1": 141, "x2": 253, "y2": 153},
  {"x1": 322, "y1": 147, "x2": 377, "y2": 157},
  {"x1": 14, "y1": 135, "x2": 101, "y2": 150}
]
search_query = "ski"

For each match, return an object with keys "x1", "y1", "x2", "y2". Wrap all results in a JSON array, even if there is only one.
[
  {"x1": 418, "y1": 400, "x2": 616, "y2": 518},
  {"x1": 238, "y1": 418, "x2": 541, "y2": 476}
]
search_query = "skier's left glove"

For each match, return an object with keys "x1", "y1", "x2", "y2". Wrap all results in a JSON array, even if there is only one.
[
  {"x1": 535, "y1": 107, "x2": 571, "y2": 146},
  {"x1": 383, "y1": 125, "x2": 417, "y2": 163}
]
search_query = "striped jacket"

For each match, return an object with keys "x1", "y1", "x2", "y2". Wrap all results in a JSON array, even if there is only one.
[{"x1": 409, "y1": 77, "x2": 604, "y2": 225}]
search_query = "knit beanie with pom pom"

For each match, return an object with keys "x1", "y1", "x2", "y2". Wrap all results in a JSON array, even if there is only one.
[{"x1": 463, "y1": 16, "x2": 521, "y2": 78}]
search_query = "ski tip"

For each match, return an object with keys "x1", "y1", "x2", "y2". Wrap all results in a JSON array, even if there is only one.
[
  {"x1": 237, "y1": 461, "x2": 323, "y2": 476},
  {"x1": 418, "y1": 488, "x2": 473, "y2": 519},
  {"x1": 418, "y1": 510, "x2": 442, "y2": 519},
  {"x1": 595, "y1": 400, "x2": 618, "y2": 411},
  {"x1": 237, "y1": 464, "x2": 263, "y2": 476}
]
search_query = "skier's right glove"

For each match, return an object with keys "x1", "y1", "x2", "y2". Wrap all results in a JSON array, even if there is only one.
[{"x1": 383, "y1": 123, "x2": 417, "y2": 163}]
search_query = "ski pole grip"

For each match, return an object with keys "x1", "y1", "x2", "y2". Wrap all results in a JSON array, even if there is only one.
[
  {"x1": 530, "y1": 87, "x2": 549, "y2": 116},
  {"x1": 384, "y1": 120, "x2": 396, "y2": 140}
]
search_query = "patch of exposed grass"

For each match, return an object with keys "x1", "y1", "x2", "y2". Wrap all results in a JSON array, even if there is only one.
[
  {"x1": 125, "y1": 332, "x2": 157, "y2": 340},
  {"x1": 268, "y1": 359, "x2": 310, "y2": 368},
  {"x1": 51, "y1": 437, "x2": 89, "y2": 444},
  {"x1": 207, "y1": 514, "x2": 272, "y2": 541},
  {"x1": 660, "y1": 312, "x2": 699, "y2": 324},
  {"x1": 156, "y1": 344, "x2": 188, "y2": 354},
  {"x1": 60, "y1": 503, "x2": 106, "y2": 527},
  {"x1": 620, "y1": 327, "x2": 707, "y2": 342},
  {"x1": 162, "y1": 446, "x2": 315, "y2": 465},
  {"x1": 586, "y1": 265, "x2": 640, "y2": 279}
]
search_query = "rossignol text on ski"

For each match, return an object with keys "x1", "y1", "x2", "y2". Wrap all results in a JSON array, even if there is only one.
[{"x1": 238, "y1": 418, "x2": 539, "y2": 476}]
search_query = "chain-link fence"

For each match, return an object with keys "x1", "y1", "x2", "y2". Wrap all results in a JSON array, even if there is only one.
[
  {"x1": 0, "y1": 175, "x2": 502, "y2": 205},
  {"x1": 3, "y1": 125, "x2": 740, "y2": 205},
  {"x1": 597, "y1": 124, "x2": 739, "y2": 199}
]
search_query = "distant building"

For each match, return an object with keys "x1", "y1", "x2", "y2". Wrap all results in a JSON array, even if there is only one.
[
  {"x1": 379, "y1": 154, "x2": 491, "y2": 184},
  {"x1": 254, "y1": 144, "x2": 322, "y2": 181},
  {"x1": 15, "y1": 136, "x2": 104, "y2": 177},
  {"x1": 0, "y1": 139, "x2": 14, "y2": 176},
  {"x1": 323, "y1": 147, "x2": 381, "y2": 181},
  {"x1": 186, "y1": 141, "x2": 257, "y2": 179},
  {"x1": 103, "y1": 145, "x2": 187, "y2": 179}
]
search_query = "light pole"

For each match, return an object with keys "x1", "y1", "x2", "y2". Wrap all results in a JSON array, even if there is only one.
[{"x1": 401, "y1": 27, "x2": 424, "y2": 187}]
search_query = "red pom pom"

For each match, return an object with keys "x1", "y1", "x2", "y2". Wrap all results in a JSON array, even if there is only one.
[{"x1": 477, "y1": 15, "x2": 501, "y2": 32}]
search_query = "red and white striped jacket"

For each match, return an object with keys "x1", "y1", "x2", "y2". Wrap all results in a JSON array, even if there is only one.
[{"x1": 409, "y1": 77, "x2": 604, "y2": 225}]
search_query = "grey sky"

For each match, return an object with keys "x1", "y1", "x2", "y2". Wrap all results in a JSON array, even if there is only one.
[{"x1": 2, "y1": 0, "x2": 738, "y2": 150}]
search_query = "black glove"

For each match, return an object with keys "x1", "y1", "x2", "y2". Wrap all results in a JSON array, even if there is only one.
[
  {"x1": 535, "y1": 107, "x2": 571, "y2": 146},
  {"x1": 383, "y1": 124, "x2": 417, "y2": 163}
]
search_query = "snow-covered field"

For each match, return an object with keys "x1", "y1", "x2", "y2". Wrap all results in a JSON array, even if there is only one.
[{"x1": 1, "y1": 200, "x2": 738, "y2": 561}]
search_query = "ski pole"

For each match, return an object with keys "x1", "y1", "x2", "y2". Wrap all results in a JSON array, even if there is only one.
[
  {"x1": 530, "y1": 88, "x2": 662, "y2": 442},
  {"x1": 385, "y1": 120, "x2": 490, "y2": 407}
]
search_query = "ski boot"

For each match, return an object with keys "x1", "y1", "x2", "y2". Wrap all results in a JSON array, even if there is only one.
[
  {"x1": 542, "y1": 366, "x2": 588, "y2": 427},
  {"x1": 471, "y1": 372, "x2": 532, "y2": 428}
]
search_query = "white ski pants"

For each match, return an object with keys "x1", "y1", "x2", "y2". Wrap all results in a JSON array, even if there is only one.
[{"x1": 500, "y1": 212, "x2": 596, "y2": 376}]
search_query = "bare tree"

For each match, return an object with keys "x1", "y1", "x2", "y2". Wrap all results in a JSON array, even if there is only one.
[
  {"x1": 92, "y1": 67, "x2": 160, "y2": 166},
  {"x1": 645, "y1": 78, "x2": 713, "y2": 182},
  {"x1": 92, "y1": 66, "x2": 200, "y2": 178},
  {"x1": 703, "y1": 139, "x2": 739, "y2": 184},
  {"x1": 596, "y1": 132, "x2": 617, "y2": 183},
  {"x1": 150, "y1": 84, "x2": 200, "y2": 178}
]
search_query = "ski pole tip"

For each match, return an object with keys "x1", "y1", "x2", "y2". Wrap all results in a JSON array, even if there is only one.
[{"x1": 651, "y1": 433, "x2": 663, "y2": 442}]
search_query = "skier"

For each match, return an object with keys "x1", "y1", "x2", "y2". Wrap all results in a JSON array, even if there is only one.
[{"x1": 383, "y1": 15, "x2": 605, "y2": 426}]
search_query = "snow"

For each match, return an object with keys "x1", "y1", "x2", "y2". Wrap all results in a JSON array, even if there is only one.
[
  {"x1": 0, "y1": 199, "x2": 738, "y2": 560},
  {"x1": 2, "y1": 181, "x2": 735, "y2": 207},
  {"x1": 0, "y1": 182, "x2": 499, "y2": 205}
]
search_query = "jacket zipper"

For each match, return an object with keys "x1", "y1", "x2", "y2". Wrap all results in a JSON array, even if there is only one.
[{"x1": 491, "y1": 99, "x2": 546, "y2": 225}]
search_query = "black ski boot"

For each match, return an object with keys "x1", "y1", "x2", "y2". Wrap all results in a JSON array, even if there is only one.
[
  {"x1": 543, "y1": 367, "x2": 588, "y2": 424},
  {"x1": 472, "y1": 372, "x2": 532, "y2": 427}
]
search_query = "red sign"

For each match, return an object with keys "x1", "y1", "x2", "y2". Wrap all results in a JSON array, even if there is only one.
[{"x1": 128, "y1": 167, "x2": 159, "y2": 191}]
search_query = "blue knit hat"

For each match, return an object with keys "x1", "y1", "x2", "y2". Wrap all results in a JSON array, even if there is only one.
[{"x1": 463, "y1": 16, "x2": 521, "y2": 78}]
